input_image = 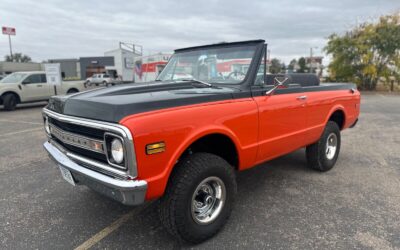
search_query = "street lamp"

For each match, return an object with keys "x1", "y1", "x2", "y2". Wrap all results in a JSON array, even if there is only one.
[{"x1": 310, "y1": 47, "x2": 318, "y2": 74}]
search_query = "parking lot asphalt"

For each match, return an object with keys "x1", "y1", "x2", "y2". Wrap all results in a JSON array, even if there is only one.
[{"x1": 0, "y1": 94, "x2": 399, "y2": 250}]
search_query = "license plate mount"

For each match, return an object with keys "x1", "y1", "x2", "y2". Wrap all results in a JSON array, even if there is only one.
[{"x1": 59, "y1": 166, "x2": 76, "y2": 186}]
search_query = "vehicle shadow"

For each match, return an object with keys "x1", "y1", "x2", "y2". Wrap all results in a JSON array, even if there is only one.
[{"x1": 85, "y1": 149, "x2": 312, "y2": 249}]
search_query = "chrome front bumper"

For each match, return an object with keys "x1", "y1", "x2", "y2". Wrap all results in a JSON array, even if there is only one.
[{"x1": 44, "y1": 141, "x2": 147, "y2": 206}]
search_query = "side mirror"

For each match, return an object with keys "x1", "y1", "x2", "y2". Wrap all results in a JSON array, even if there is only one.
[
  {"x1": 22, "y1": 80, "x2": 31, "y2": 84},
  {"x1": 265, "y1": 77, "x2": 289, "y2": 95}
]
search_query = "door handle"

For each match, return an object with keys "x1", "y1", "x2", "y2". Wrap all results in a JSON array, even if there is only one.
[{"x1": 297, "y1": 95, "x2": 307, "y2": 100}]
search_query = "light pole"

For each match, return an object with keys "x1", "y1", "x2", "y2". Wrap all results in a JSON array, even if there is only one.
[
  {"x1": 2, "y1": 27, "x2": 16, "y2": 59},
  {"x1": 310, "y1": 47, "x2": 318, "y2": 74},
  {"x1": 8, "y1": 34, "x2": 13, "y2": 58}
]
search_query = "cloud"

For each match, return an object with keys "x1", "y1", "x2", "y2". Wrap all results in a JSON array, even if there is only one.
[{"x1": 0, "y1": 0, "x2": 399, "y2": 63}]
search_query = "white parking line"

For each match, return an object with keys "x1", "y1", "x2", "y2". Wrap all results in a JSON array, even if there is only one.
[
  {"x1": 0, "y1": 127, "x2": 43, "y2": 137},
  {"x1": 0, "y1": 119, "x2": 42, "y2": 125},
  {"x1": 74, "y1": 202, "x2": 153, "y2": 250}
]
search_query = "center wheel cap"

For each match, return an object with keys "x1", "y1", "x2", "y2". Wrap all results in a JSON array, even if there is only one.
[{"x1": 191, "y1": 176, "x2": 226, "y2": 225}]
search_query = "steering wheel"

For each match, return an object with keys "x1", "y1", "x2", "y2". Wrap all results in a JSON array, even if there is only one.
[{"x1": 227, "y1": 71, "x2": 246, "y2": 81}]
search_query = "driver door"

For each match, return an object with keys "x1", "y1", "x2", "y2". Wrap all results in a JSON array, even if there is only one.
[
  {"x1": 22, "y1": 74, "x2": 49, "y2": 101},
  {"x1": 252, "y1": 86, "x2": 308, "y2": 163},
  {"x1": 252, "y1": 50, "x2": 308, "y2": 163}
]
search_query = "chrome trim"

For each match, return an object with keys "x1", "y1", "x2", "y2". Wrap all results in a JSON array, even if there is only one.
[
  {"x1": 326, "y1": 132, "x2": 338, "y2": 160},
  {"x1": 296, "y1": 95, "x2": 307, "y2": 100},
  {"x1": 265, "y1": 77, "x2": 289, "y2": 95},
  {"x1": 44, "y1": 141, "x2": 147, "y2": 205},
  {"x1": 42, "y1": 108, "x2": 137, "y2": 178},
  {"x1": 49, "y1": 123, "x2": 105, "y2": 154},
  {"x1": 104, "y1": 132, "x2": 128, "y2": 170},
  {"x1": 50, "y1": 139, "x2": 129, "y2": 179},
  {"x1": 191, "y1": 176, "x2": 226, "y2": 225}
]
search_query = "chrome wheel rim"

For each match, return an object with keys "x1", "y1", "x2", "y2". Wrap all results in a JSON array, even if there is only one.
[
  {"x1": 191, "y1": 176, "x2": 226, "y2": 225},
  {"x1": 326, "y1": 133, "x2": 337, "y2": 160}
]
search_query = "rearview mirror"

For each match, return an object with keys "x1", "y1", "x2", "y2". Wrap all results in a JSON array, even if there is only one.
[{"x1": 266, "y1": 77, "x2": 289, "y2": 95}]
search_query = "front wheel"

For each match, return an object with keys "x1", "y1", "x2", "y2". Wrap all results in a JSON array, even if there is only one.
[
  {"x1": 3, "y1": 93, "x2": 17, "y2": 111},
  {"x1": 159, "y1": 152, "x2": 237, "y2": 243},
  {"x1": 306, "y1": 121, "x2": 341, "y2": 171}
]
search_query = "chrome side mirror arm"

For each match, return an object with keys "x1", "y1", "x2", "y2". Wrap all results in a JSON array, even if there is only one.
[{"x1": 265, "y1": 77, "x2": 288, "y2": 96}]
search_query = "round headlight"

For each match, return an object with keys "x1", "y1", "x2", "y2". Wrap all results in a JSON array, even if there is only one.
[
  {"x1": 111, "y1": 138, "x2": 124, "y2": 164},
  {"x1": 44, "y1": 118, "x2": 51, "y2": 135}
]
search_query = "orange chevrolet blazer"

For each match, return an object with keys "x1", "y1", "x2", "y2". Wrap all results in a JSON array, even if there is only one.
[{"x1": 43, "y1": 40, "x2": 360, "y2": 243}]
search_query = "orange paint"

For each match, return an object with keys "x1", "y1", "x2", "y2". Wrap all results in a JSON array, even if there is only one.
[{"x1": 120, "y1": 89, "x2": 360, "y2": 200}]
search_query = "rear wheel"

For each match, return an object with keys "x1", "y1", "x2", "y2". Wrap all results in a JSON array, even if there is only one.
[
  {"x1": 159, "y1": 152, "x2": 237, "y2": 243},
  {"x1": 306, "y1": 121, "x2": 341, "y2": 171},
  {"x1": 3, "y1": 93, "x2": 17, "y2": 111}
]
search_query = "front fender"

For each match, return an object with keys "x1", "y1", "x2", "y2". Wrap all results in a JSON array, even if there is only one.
[
  {"x1": 154, "y1": 126, "x2": 241, "y2": 199},
  {"x1": 120, "y1": 98, "x2": 259, "y2": 200}
]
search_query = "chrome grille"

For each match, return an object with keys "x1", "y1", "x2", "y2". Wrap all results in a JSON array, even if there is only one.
[
  {"x1": 49, "y1": 124, "x2": 105, "y2": 154},
  {"x1": 42, "y1": 108, "x2": 138, "y2": 179}
]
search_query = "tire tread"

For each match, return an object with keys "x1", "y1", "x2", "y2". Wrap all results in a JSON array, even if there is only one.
[{"x1": 158, "y1": 152, "x2": 236, "y2": 243}]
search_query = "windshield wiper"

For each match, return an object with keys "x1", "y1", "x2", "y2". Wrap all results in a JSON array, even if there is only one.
[{"x1": 179, "y1": 78, "x2": 213, "y2": 87}]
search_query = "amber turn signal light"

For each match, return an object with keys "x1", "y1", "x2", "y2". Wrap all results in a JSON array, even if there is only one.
[{"x1": 146, "y1": 142, "x2": 166, "y2": 155}]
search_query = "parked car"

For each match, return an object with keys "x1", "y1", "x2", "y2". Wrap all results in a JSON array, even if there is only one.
[
  {"x1": 85, "y1": 73, "x2": 116, "y2": 87},
  {"x1": 0, "y1": 71, "x2": 86, "y2": 110},
  {"x1": 42, "y1": 40, "x2": 360, "y2": 243}
]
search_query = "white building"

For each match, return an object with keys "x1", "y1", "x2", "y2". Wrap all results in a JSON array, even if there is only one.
[
  {"x1": 104, "y1": 43, "x2": 142, "y2": 82},
  {"x1": 0, "y1": 62, "x2": 42, "y2": 75}
]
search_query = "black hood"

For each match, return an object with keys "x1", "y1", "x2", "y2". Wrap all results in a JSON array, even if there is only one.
[{"x1": 47, "y1": 81, "x2": 245, "y2": 123}]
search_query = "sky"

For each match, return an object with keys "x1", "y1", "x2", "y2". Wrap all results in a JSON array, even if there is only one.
[{"x1": 0, "y1": 0, "x2": 399, "y2": 64}]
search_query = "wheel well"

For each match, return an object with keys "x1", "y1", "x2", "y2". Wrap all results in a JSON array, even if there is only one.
[
  {"x1": 184, "y1": 134, "x2": 239, "y2": 169},
  {"x1": 1, "y1": 91, "x2": 21, "y2": 104},
  {"x1": 329, "y1": 110, "x2": 345, "y2": 130},
  {"x1": 67, "y1": 88, "x2": 79, "y2": 94}
]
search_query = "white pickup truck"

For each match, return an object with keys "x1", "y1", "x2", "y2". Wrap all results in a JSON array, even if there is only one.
[
  {"x1": 0, "y1": 71, "x2": 87, "y2": 111},
  {"x1": 85, "y1": 73, "x2": 119, "y2": 87}
]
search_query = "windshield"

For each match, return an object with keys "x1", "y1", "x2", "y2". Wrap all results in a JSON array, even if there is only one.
[
  {"x1": 157, "y1": 45, "x2": 257, "y2": 84},
  {"x1": 0, "y1": 73, "x2": 27, "y2": 83}
]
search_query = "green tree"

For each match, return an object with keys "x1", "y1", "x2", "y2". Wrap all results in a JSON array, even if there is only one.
[
  {"x1": 288, "y1": 59, "x2": 297, "y2": 72},
  {"x1": 5, "y1": 53, "x2": 32, "y2": 63},
  {"x1": 298, "y1": 57, "x2": 308, "y2": 73},
  {"x1": 269, "y1": 58, "x2": 284, "y2": 74},
  {"x1": 325, "y1": 12, "x2": 400, "y2": 90},
  {"x1": 281, "y1": 62, "x2": 286, "y2": 73}
]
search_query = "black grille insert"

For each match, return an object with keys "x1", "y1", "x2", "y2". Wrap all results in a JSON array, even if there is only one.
[{"x1": 48, "y1": 117, "x2": 104, "y2": 140}]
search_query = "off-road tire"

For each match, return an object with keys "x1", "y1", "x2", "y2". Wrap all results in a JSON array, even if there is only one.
[
  {"x1": 3, "y1": 93, "x2": 17, "y2": 111},
  {"x1": 306, "y1": 121, "x2": 341, "y2": 171},
  {"x1": 158, "y1": 152, "x2": 237, "y2": 244}
]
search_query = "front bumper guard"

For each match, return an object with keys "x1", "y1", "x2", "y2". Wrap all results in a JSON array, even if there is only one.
[{"x1": 43, "y1": 141, "x2": 147, "y2": 206}]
